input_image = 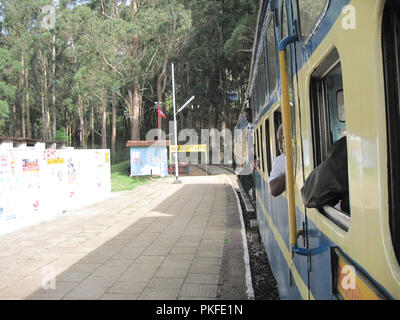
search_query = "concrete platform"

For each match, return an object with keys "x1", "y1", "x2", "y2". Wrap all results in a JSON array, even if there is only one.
[{"x1": 0, "y1": 174, "x2": 251, "y2": 300}]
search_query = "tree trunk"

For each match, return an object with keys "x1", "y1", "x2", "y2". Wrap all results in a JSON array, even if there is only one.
[
  {"x1": 157, "y1": 56, "x2": 168, "y2": 106},
  {"x1": 25, "y1": 66, "x2": 31, "y2": 138},
  {"x1": 19, "y1": 57, "x2": 25, "y2": 138},
  {"x1": 44, "y1": 67, "x2": 50, "y2": 141},
  {"x1": 101, "y1": 91, "x2": 107, "y2": 149},
  {"x1": 39, "y1": 48, "x2": 50, "y2": 141},
  {"x1": 133, "y1": 86, "x2": 141, "y2": 140},
  {"x1": 66, "y1": 117, "x2": 71, "y2": 146},
  {"x1": 209, "y1": 104, "x2": 216, "y2": 129},
  {"x1": 78, "y1": 95, "x2": 87, "y2": 148},
  {"x1": 41, "y1": 88, "x2": 45, "y2": 140},
  {"x1": 219, "y1": 67, "x2": 226, "y2": 160},
  {"x1": 128, "y1": 85, "x2": 141, "y2": 140},
  {"x1": 90, "y1": 105, "x2": 94, "y2": 148},
  {"x1": 132, "y1": 0, "x2": 138, "y2": 13},
  {"x1": 51, "y1": 32, "x2": 56, "y2": 139},
  {"x1": 10, "y1": 103, "x2": 16, "y2": 137},
  {"x1": 111, "y1": 93, "x2": 116, "y2": 156}
]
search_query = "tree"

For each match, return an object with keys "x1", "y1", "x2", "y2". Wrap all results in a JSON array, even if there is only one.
[
  {"x1": 0, "y1": 48, "x2": 17, "y2": 135},
  {"x1": 0, "y1": 0, "x2": 258, "y2": 154}
]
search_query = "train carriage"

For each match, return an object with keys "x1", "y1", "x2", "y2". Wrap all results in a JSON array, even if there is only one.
[{"x1": 243, "y1": 0, "x2": 400, "y2": 299}]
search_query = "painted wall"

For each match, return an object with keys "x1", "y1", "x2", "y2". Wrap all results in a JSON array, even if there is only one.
[{"x1": 0, "y1": 146, "x2": 111, "y2": 235}]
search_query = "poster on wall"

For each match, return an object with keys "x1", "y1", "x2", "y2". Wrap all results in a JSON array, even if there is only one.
[
  {"x1": 41, "y1": 149, "x2": 67, "y2": 216},
  {"x1": 20, "y1": 157, "x2": 41, "y2": 215},
  {"x1": 130, "y1": 146, "x2": 168, "y2": 177}
]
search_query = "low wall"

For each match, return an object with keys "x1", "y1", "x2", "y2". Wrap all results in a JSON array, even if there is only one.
[{"x1": 0, "y1": 146, "x2": 111, "y2": 235}]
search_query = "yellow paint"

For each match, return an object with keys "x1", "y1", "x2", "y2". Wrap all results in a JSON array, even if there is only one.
[
  {"x1": 47, "y1": 159, "x2": 65, "y2": 165},
  {"x1": 170, "y1": 144, "x2": 207, "y2": 153},
  {"x1": 169, "y1": 144, "x2": 208, "y2": 163},
  {"x1": 336, "y1": 255, "x2": 383, "y2": 300}
]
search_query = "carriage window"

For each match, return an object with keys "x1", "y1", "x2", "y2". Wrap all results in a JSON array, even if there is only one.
[
  {"x1": 298, "y1": 0, "x2": 329, "y2": 40},
  {"x1": 273, "y1": 110, "x2": 282, "y2": 157},
  {"x1": 259, "y1": 123, "x2": 265, "y2": 173},
  {"x1": 251, "y1": 87, "x2": 256, "y2": 117},
  {"x1": 281, "y1": 2, "x2": 288, "y2": 39},
  {"x1": 265, "y1": 12, "x2": 278, "y2": 97},
  {"x1": 255, "y1": 129, "x2": 260, "y2": 162},
  {"x1": 260, "y1": 47, "x2": 267, "y2": 107},
  {"x1": 382, "y1": 0, "x2": 400, "y2": 265},
  {"x1": 309, "y1": 48, "x2": 350, "y2": 225},
  {"x1": 310, "y1": 49, "x2": 346, "y2": 163},
  {"x1": 254, "y1": 73, "x2": 260, "y2": 117},
  {"x1": 264, "y1": 119, "x2": 272, "y2": 174},
  {"x1": 337, "y1": 90, "x2": 345, "y2": 122}
]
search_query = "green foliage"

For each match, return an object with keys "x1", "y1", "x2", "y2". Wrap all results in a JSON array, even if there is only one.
[
  {"x1": 224, "y1": 14, "x2": 256, "y2": 60},
  {"x1": 0, "y1": 100, "x2": 10, "y2": 134},
  {"x1": 111, "y1": 160, "x2": 152, "y2": 192},
  {"x1": 55, "y1": 126, "x2": 68, "y2": 142},
  {"x1": 0, "y1": 0, "x2": 258, "y2": 145},
  {"x1": 111, "y1": 144, "x2": 130, "y2": 165}
]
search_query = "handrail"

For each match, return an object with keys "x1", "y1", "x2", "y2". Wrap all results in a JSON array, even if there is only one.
[{"x1": 278, "y1": 33, "x2": 298, "y2": 259}]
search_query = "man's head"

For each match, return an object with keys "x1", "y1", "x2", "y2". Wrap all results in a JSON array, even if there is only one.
[
  {"x1": 244, "y1": 108, "x2": 252, "y2": 123},
  {"x1": 277, "y1": 124, "x2": 284, "y2": 154}
]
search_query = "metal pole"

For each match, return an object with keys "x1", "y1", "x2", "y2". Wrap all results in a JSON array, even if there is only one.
[
  {"x1": 177, "y1": 96, "x2": 195, "y2": 114},
  {"x1": 172, "y1": 63, "x2": 181, "y2": 184},
  {"x1": 158, "y1": 106, "x2": 161, "y2": 177}
]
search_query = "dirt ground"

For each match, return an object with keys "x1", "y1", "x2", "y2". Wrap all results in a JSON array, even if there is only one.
[{"x1": 242, "y1": 209, "x2": 280, "y2": 300}]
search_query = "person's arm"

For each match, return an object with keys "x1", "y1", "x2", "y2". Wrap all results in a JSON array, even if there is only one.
[{"x1": 269, "y1": 173, "x2": 285, "y2": 197}]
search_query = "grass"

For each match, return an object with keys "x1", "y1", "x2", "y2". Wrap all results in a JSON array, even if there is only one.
[{"x1": 111, "y1": 160, "x2": 153, "y2": 192}]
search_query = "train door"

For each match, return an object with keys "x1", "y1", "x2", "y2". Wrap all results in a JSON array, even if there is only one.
[
  {"x1": 292, "y1": 0, "x2": 351, "y2": 299},
  {"x1": 280, "y1": 0, "x2": 311, "y2": 299},
  {"x1": 291, "y1": 0, "x2": 330, "y2": 300}
]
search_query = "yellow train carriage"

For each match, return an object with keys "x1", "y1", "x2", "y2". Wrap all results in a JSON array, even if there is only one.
[{"x1": 246, "y1": 0, "x2": 400, "y2": 299}]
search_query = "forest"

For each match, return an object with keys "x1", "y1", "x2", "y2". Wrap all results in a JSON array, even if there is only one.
[{"x1": 0, "y1": 0, "x2": 259, "y2": 157}]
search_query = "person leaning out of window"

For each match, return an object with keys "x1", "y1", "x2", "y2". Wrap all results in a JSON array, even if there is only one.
[{"x1": 269, "y1": 125, "x2": 286, "y2": 197}]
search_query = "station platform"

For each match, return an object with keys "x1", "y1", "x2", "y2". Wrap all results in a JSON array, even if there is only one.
[{"x1": 0, "y1": 171, "x2": 252, "y2": 300}]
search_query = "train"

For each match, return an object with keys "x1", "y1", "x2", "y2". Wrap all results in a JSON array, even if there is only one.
[{"x1": 235, "y1": 0, "x2": 400, "y2": 299}]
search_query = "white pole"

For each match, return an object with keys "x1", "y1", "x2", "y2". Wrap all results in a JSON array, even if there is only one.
[
  {"x1": 177, "y1": 96, "x2": 195, "y2": 114},
  {"x1": 172, "y1": 63, "x2": 181, "y2": 184}
]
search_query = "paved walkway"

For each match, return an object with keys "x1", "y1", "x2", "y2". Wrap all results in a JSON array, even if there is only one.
[{"x1": 0, "y1": 172, "x2": 250, "y2": 300}]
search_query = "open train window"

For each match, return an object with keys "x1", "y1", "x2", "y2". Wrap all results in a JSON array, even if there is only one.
[
  {"x1": 265, "y1": 11, "x2": 278, "y2": 98},
  {"x1": 382, "y1": 0, "x2": 400, "y2": 264},
  {"x1": 273, "y1": 110, "x2": 282, "y2": 157},
  {"x1": 309, "y1": 49, "x2": 350, "y2": 227},
  {"x1": 260, "y1": 46, "x2": 267, "y2": 108},
  {"x1": 255, "y1": 128, "x2": 260, "y2": 163},
  {"x1": 310, "y1": 49, "x2": 347, "y2": 164},
  {"x1": 264, "y1": 118, "x2": 272, "y2": 174},
  {"x1": 259, "y1": 123, "x2": 265, "y2": 173},
  {"x1": 281, "y1": 1, "x2": 288, "y2": 40},
  {"x1": 255, "y1": 73, "x2": 260, "y2": 118},
  {"x1": 250, "y1": 87, "x2": 256, "y2": 118},
  {"x1": 298, "y1": 0, "x2": 330, "y2": 42}
]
